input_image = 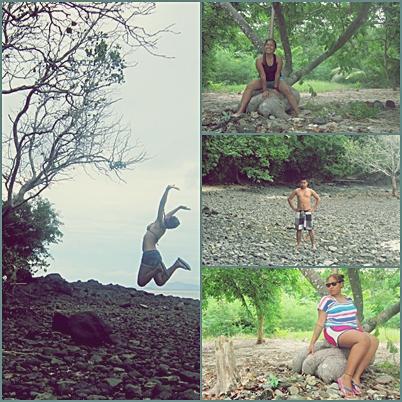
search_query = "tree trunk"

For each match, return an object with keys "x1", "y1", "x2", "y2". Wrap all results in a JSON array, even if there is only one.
[
  {"x1": 364, "y1": 300, "x2": 400, "y2": 333},
  {"x1": 391, "y1": 175, "x2": 397, "y2": 197},
  {"x1": 273, "y1": 2, "x2": 293, "y2": 77},
  {"x1": 299, "y1": 268, "x2": 327, "y2": 297},
  {"x1": 215, "y1": 3, "x2": 264, "y2": 51},
  {"x1": 348, "y1": 268, "x2": 364, "y2": 322},
  {"x1": 256, "y1": 312, "x2": 264, "y2": 344},
  {"x1": 210, "y1": 336, "x2": 240, "y2": 396}
]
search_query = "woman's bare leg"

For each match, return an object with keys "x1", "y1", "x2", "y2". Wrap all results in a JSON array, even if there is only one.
[
  {"x1": 337, "y1": 330, "x2": 371, "y2": 390},
  {"x1": 234, "y1": 79, "x2": 263, "y2": 116},
  {"x1": 278, "y1": 81, "x2": 300, "y2": 115},
  {"x1": 153, "y1": 261, "x2": 178, "y2": 286},
  {"x1": 137, "y1": 263, "x2": 162, "y2": 287},
  {"x1": 352, "y1": 334, "x2": 379, "y2": 385}
]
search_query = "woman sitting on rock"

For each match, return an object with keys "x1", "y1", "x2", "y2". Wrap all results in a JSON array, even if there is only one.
[
  {"x1": 233, "y1": 38, "x2": 299, "y2": 117},
  {"x1": 308, "y1": 273, "x2": 379, "y2": 397}
]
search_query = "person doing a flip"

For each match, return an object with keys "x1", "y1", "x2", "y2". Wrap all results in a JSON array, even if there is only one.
[{"x1": 137, "y1": 185, "x2": 191, "y2": 287}]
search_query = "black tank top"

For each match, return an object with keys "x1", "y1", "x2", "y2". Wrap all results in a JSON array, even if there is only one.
[{"x1": 262, "y1": 53, "x2": 277, "y2": 81}]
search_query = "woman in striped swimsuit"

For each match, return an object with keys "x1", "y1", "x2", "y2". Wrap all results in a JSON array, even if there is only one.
[
  {"x1": 233, "y1": 38, "x2": 300, "y2": 117},
  {"x1": 308, "y1": 274, "x2": 379, "y2": 397}
]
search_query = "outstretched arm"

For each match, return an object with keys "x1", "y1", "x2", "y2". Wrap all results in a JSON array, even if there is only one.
[
  {"x1": 165, "y1": 205, "x2": 191, "y2": 219},
  {"x1": 311, "y1": 190, "x2": 321, "y2": 212},
  {"x1": 288, "y1": 190, "x2": 298, "y2": 211},
  {"x1": 157, "y1": 185, "x2": 179, "y2": 223}
]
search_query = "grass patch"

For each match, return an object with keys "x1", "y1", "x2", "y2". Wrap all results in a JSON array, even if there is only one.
[
  {"x1": 203, "y1": 80, "x2": 361, "y2": 94},
  {"x1": 303, "y1": 100, "x2": 381, "y2": 120},
  {"x1": 294, "y1": 80, "x2": 360, "y2": 93},
  {"x1": 376, "y1": 361, "x2": 400, "y2": 377}
]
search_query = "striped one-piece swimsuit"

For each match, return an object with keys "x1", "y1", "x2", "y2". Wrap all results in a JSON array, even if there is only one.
[{"x1": 317, "y1": 295, "x2": 362, "y2": 346}]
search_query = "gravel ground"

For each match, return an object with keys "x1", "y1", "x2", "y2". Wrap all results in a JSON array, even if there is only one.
[
  {"x1": 202, "y1": 184, "x2": 400, "y2": 267},
  {"x1": 2, "y1": 274, "x2": 200, "y2": 400},
  {"x1": 202, "y1": 338, "x2": 400, "y2": 400}
]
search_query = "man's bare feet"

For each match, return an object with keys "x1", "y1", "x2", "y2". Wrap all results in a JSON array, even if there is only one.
[
  {"x1": 312, "y1": 244, "x2": 317, "y2": 252},
  {"x1": 232, "y1": 112, "x2": 243, "y2": 118}
]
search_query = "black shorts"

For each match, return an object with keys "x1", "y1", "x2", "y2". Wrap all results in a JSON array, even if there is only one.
[{"x1": 141, "y1": 250, "x2": 163, "y2": 267}]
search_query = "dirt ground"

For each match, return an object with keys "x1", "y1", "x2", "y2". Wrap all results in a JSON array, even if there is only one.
[
  {"x1": 202, "y1": 337, "x2": 400, "y2": 400},
  {"x1": 202, "y1": 88, "x2": 400, "y2": 134}
]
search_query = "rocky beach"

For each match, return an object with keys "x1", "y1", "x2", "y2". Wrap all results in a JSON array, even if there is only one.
[
  {"x1": 2, "y1": 274, "x2": 200, "y2": 400},
  {"x1": 202, "y1": 184, "x2": 400, "y2": 267}
]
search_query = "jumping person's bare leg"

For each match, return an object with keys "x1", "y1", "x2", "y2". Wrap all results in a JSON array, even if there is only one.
[
  {"x1": 352, "y1": 334, "x2": 379, "y2": 385},
  {"x1": 234, "y1": 79, "x2": 263, "y2": 116},
  {"x1": 337, "y1": 330, "x2": 371, "y2": 391},
  {"x1": 278, "y1": 81, "x2": 300, "y2": 116},
  {"x1": 137, "y1": 264, "x2": 163, "y2": 287},
  {"x1": 154, "y1": 258, "x2": 191, "y2": 287}
]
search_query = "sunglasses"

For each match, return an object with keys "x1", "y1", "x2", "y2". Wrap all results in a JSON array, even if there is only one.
[{"x1": 326, "y1": 281, "x2": 342, "y2": 288}]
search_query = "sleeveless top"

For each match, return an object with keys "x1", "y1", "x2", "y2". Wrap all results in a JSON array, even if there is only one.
[
  {"x1": 317, "y1": 295, "x2": 358, "y2": 328},
  {"x1": 262, "y1": 53, "x2": 277, "y2": 81}
]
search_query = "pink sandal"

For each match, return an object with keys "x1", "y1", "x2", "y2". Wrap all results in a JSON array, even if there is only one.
[
  {"x1": 337, "y1": 376, "x2": 355, "y2": 398},
  {"x1": 352, "y1": 381, "x2": 362, "y2": 395}
]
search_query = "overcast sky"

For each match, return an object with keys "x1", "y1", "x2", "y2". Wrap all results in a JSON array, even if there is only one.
[{"x1": 4, "y1": 3, "x2": 200, "y2": 295}]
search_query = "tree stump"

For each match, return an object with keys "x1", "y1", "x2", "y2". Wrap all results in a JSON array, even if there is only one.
[
  {"x1": 292, "y1": 340, "x2": 374, "y2": 384},
  {"x1": 209, "y1": 336, "x2": 240, "y2": 396},
  {"x1": 247, "y1": 87, "x2": 301, "y2": 119}
]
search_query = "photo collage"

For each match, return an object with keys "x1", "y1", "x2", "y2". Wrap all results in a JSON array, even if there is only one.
[{"x1": 2, "y1": 2, "x2": 400, "y2": 401}]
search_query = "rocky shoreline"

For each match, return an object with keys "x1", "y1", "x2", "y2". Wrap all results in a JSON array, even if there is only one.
[
  {"x1": 202, "y1": 184, "x2": 400, "y2": 267},
  {"x1": 3, "y1": 274, "x2": 200, "y2": 400}
]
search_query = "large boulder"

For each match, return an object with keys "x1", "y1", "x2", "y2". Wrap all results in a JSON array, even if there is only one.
[
  {"x1": 52, "y1": 311, "x2": 112, "y2": 346},
  {"x1": 247, "y1": 87, "x2": 300, "y2": 119},
  {"x1": 292, "y1": 341, "x2": 350, "y2": 384}
]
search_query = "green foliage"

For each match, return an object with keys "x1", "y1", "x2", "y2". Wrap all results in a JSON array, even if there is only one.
[
  {"x1": 203, "y1": 135, "x2": 356, "y2": 184},
  {"x1": 202, "y1": 136, "x2": 291, "y2": 184},
  {"x1": 267, "y1": 374, "x2": 279, "y2": 389},
  {"x1": 2, "y1": 198, "x2": 63, "y2": 278},
  {"x1": 202, "y1": 267, "x2": 300, "y2": 340},
  {"x1": 202, "y1": 298, "x2": 255, "y2": 338},
  {"x1": 203, "y1": 268, "x2": 400, "y2": 340},
  {"x1": 202, "y1": 3, "x2": 400, "y2": 88}
]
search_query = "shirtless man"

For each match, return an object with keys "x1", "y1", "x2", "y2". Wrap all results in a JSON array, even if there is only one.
[
  {"x1": 287, "y1": 178, "x2": 320, "y2": 252},
  {"x1": 137, "y1": 185, "x2": 191, "y2": 287}
]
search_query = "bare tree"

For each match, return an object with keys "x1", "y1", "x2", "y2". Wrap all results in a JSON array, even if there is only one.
[
  {"x1": 345, "y1": 136, "x2": 400, "y2": 197},
  {"x1": 2, "y1": 3, "x2": 172, "y2": 216}
]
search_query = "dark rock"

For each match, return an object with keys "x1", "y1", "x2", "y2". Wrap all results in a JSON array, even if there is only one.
[
  {"x1": 124, "y1": 384, "x2": 142, "y2": 399},
  {"x1": 41, "y1": 273, "x2": 73, "y2": 296},
  {"x1": 52, "y1": 311, "x2": 112, "y2": 346},
  {"x1": 385, "y1": 100, "x2": 396, "y2": 109},
  {"x1": 180, "y1": 370, "x2": 200, "y2": 383},
  {"x1": 179, "y1": 389, "x2": 200, "y2": 400}
]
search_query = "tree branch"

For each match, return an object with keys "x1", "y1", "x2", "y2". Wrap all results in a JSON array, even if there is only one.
[
  {"x1": 288, "y1": 3, "x2": 371, "y2": 84},
  {"x1": 273, "y1": 2, "x2": 293, "y2": 77}
]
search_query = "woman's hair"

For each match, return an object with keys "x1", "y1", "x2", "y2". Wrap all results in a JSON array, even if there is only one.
[
  {"x1": 326, "y1": 273, "x2": 345, "y2": 283},
  {"x1": 164, "y1": 215, "x2": 180, "y2": 229},
  {"x1": 264, "y1": 38, "x2": 277, "y2": 49}
]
